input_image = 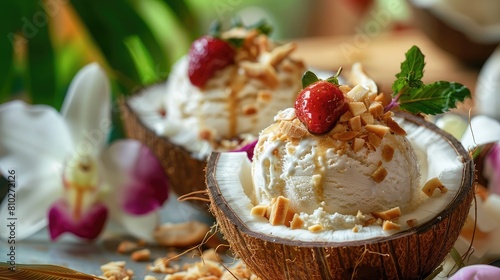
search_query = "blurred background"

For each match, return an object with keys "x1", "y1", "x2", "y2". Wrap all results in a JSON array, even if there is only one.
[
  {"x1": 0, "y1": 0, "x2": 411, "y2": 109},
  {"x1": 0, "y1": 0, "x2": 498, "y2": 136}
]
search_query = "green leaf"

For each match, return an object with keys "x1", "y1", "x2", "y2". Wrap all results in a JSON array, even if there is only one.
[
  {"x1": 248, "y1": 19, "x2": 273, "y2": 36},
  {"x1": 392, "y1": 45, "x2": 425, "y2": 94},
  {"x1": 0, "y1": 2, "x2": 19, "y2": 102},
  {"x1": 399, "y1": 81, "x2": 471, "y2": 114},
  {"x1": 302, "y1": 71, "x2": 319, "y2": 88},
  {"x1": 71, "y1": 0, "x2": 169, "y2": 93},
  {"x1": 157, "y1": 0, "x2": 201, "y2": 40},
  {"x1": 18, "y1": 2, "x2": 57, "y2": 107}
]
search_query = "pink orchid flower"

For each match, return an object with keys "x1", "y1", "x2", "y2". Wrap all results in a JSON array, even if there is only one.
[{"x1": 0, "y1": 63, "x2": 168, "y2": 241}]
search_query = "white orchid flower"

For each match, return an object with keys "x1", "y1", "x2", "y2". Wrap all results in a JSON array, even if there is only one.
[{"x1": 0, "y1": 63, "x2": 169, "y2": 241}]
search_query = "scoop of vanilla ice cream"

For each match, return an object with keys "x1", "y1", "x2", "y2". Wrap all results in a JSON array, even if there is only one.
[
  {"x1": 251, "y1": 108, "x2": 422, "y2": 216},
  {"x1": 165, "y1": 56, "x2": 303, "y2": 138}
]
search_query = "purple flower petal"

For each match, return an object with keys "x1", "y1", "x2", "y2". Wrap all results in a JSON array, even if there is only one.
[
  {"x1": 48, "y1": 199, "x2": 108, "y2": 240},
  {"x1": 232, "y1": 140, "x2": 258, "y2": 161},
  {"x1": 100, "y1": 140, "x2": 169, "y2": 215},
  {"x1": 450, "y1": 265, "x2": 500, "y2": 280},
  {"x1": 486, "y1": 144, "x2": 500, "y2": 195}
]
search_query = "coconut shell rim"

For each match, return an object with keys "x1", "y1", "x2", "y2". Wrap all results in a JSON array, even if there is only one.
[{"x1": 206, "y1": 110, "x2": 475, "y2": 248}]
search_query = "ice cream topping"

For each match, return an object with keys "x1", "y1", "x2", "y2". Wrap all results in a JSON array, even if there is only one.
[
  {"x1": 161, "y1": 21, "x2": 305, "y2": 158},
  {"x1": 249, "y1": 46, "x2": 471, "y2": 233}
]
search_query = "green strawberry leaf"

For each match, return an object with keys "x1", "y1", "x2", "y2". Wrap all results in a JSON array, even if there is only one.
[
  {"x1": 302, "y1": 71, "x2": 319, "y2": 88},
  {"x1": 398, "y1": 81, "x2": 471, "y2": 114},
  {"x1": 249, "y1": 19, "x2": 273, "y2": 36}
]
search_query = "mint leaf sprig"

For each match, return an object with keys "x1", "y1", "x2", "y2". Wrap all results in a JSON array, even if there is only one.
[{"x1": 386, "y1": 46, "x2": 471, "y2": 115}]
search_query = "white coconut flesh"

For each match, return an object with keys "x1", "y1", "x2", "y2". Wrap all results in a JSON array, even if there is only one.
[{"x1": 211, "y1": 115, "x2": 468, "y2": 243}]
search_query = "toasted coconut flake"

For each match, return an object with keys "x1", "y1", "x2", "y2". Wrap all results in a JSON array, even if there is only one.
[
  {"x1": 290, "y1": 214, "x2": 305, "y2": 230},
  {"x1": 368, "y1": 132, "x2": 382, "y2": 148},
  {"x1": 339, "y1": 111, "x2": 353, "y2": 122},
  {"x1": 382, "y1": 220, "x2": 401, "y2": 231},
  {"x1": 332, "y1": 131, "x2": 359, "y2": 141},
  {"x1": 269, "y1": 196, "x2": 290, "y2": 225},
  {"x1": 381, "y1": 145, "x2": 395, "y2": 162},
  {"x1": 406, "y1": 219, "x2": 418, "y2": 228},
  {"x1": 308, "y1": 224, "x2": 323, "y2": 232},
  {"x1": 331, "y1": 123, "x2": 347, "y2": 133},
  {"x1": 117, "y1": 240, "x2": 141, "y2": 254},
  {"x1": 131, "y1": 248, "x2": 151, "y2": 262},
  {"x1": 372, "y1": 207, "x2": 401, "y2": 220},
  {"x1": 360, "y1": 112, "x2": 374, "y2": 125},
  {"x1": 365, "y1": 124, "x2": 390, "y2": 138},
  {"x1": 348, "y1": 101, "x2": 367, "y2": 116},
  {"x1": 386, "y1": 117, "x2": 407, "y2": 136},
  {"x1": 251, "y1": 205, "x2": 268, "y2": 217},
  {"x1": 348, "y1": 115, "x2": 362, "y2": 131},
  {"x1": 371, "y1": 164, "x2": 388, "y2": 183},
  {"x1": 278, "y1": 120, "x2": 308, "y2": 138},
  {"x1": 352, "y1": 137, "x2": 365, "y2": 153},
  {"x1": 422, "y1": 177, "x2": 448, "y2": 197},
  {"x1": 368, "y1": 102, "x2": 384, "y2": 119}
]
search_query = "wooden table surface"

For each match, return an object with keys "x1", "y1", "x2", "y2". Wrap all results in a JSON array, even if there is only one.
[{"x1": 294, "y1": 29, "x2": 479, "y2": 110}]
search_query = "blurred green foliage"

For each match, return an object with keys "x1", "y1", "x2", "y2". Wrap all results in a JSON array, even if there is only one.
[
  {"x1": 0, "y1": 0, "x2": 309, "y2": 110},
  {"x1": 1, "y1": 0, "x2": 201, "y2": 109}
]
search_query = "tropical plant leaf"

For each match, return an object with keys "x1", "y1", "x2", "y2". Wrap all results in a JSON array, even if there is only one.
[
  {"x1": 70, "y1": 0, "x2": 166, "y2": 94},
  {"x1": 0, "y1": 263, "x2": 100, "y2": 280},
  {"x1": 0, "y1": 2, "x2": 19, "y2": 102},
  {"x1": 158, "y1": 0, "x2": 201, "y2": 40},
  {"x1": 17, "y1": 2, "x2": 58, "y2": 108}
]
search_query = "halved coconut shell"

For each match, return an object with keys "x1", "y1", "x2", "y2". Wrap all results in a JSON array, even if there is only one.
[
  {"x1": 206, "y1": 111, "x2": 475, "y2": 280},
  {"x1": 119, "y1": 96, "x2": 208, "y2": 209}
]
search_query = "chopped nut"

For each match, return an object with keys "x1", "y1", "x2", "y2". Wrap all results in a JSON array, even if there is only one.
[
  {"x1": 360, "y1": 112, "x2": 374, "y2": 125},
  {"x1": 131, "y1": 248, "x2": 151, "y2": 262},
  {"x1": 365, "y1": 124, "x2": 390, "y2": 138},
  {"x1": 348, "y1": 101, "x2": 367, "y2": 116},
  {"x1": 348, "y1": 115, "x2": 362, "y2": 131},
  {"x1": 346, "y1": 84, "x2": 369, "y2": 102},
  {"x1": 154, "y1": 221, "x2": 209, "y2": 247},
  {"x1": 382, "y1": 220, "x2": 401, "y2": 231},
  {"x1": 339, "y1": 85, "x2": 352, "y2": 94},
  {"x1": 257, "y1": 90, "x2": 272, "y2": 102},
  {"x1": 422, "y1": 177, "x2": 448, "y2": 197},
  {"x1": 371, "y1": 164, "x2": 388, "y2": 183},
  {"x1": 406, "y1": 219, "x2": 418, "y2": 228},
  {"x1": 308, "y1": 224, "x2": 323, "y2": 232},
  {"x1": 117, "y1": 240, "x2": 141, "y2": 254},
  {"x1": 332, "y1": 131, "x2": 359, "y2": 141},
  {"x1": 351, "y1": 137, "x2": 365, "y2": 153},
  {"x1": 278, "y1": 120, "x2": 308, "y2": 138},
  {"x1": 339, "y1": 111, "x2": 353, "y2": 122},
  {"x1": 367, "y1": 132, "x2": 382, "y2": 147},
  {"x1": 352, "y1": 225, "x2": 363, "y2": 233},
  {"x1": 331, "y1": 123, "x2": 347, "y2": 133},
  {"x1": 368, "y1": 102, "x2": 384, "y2": 119},
  {"x1": 269, "y1": 196, "x2": 290, "y2": 225},
  {"x1": 242, "y1": 104, "x2": 258, "y2": 115},
  {"x1": 284, "y1": 209, "x2": 296, "y2": 227},
  {"x1": 290, "y1": 214, "x2": 304, "y2": 230},
  {"x1": 375, "y1": 92, "x2": 391, "y2": 106},
  {"x1": 385, "y1": 117, "x2": 407, "y2": 136},
  {"x1": 251, "y1": 205, "x2": 268, "y2": 217},
  {"x1": 372, "y1": 207, "x2": 401, "y2": 220},
  {"x1": 381, "y1": 145, "x2": 394, "y2": 162}
]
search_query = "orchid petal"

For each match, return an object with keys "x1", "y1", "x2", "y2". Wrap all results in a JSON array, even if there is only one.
[
  {"x1": 232, "y1": 140, "x2": 257, "y2": 160},
  {"x1": 60, "y1": 63, "x2": 111, "y2": 154},
  {"x1": 485, "y1": 144, "x2": 500, "y2": 195},
  {"x1": 450, "y1": 265, "x2": 500, "y2": 280},
  {"x1": 48, "y1": 199, "x2": 108, "y2": 240},
  {"x1": 0, "y1": 101, "x2": 72, "y2": 240},
  {"x1": 100, "y1": 140, "x2": 168, "y2": 215},
  {"x1": 111, "y1": 211, "x2": 159, "y2": 242}
]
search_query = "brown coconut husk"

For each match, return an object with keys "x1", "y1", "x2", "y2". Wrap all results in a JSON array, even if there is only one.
[
  {"x1": 206, "y1": 111, "x2": 475, "y2": 280},
  {"x1": 119, "y1": 96, "x2": 209, "y2": 210}
]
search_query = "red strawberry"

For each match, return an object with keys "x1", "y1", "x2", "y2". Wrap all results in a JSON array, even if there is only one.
[
  {"x1": 295, "y1": 81, "x2": 347, "y2": 134},
  {"x1": 188, "y1": 36, "x2": 235, "y2": 87}
]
